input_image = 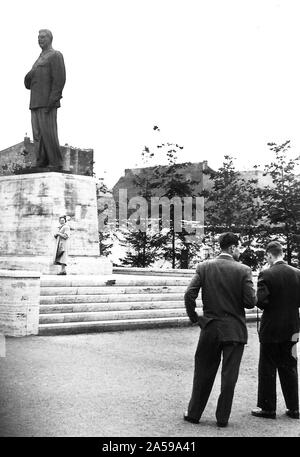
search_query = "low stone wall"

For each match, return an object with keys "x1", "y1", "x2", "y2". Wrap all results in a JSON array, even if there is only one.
[
  {"x1": 0, "y1": 270, "x2": 40, "y2": 336},
  {"x1": 113, "y1": 267, "x2": 195, "y2": 277},
  {"x1": 113, "y1": 266, "x2": 259, "y2": 282}
]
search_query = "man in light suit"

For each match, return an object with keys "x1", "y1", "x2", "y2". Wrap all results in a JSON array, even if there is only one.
[
  {"x1": 24, "y1": 29, "x2": 66, "y2": 170},
  {"x1": 184, "y1": 232, "x2": 256, "y2": 427},
  {"x1": 251, "y1": 241, "x2": 300, "y2": 420}
]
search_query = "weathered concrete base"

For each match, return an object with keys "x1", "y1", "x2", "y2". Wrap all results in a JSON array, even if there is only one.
[
  {"x1": 0, "y1": 255, "x2": 112, "y2": 275},
  {"x1": 0, "y1": 270, "x2": 40, "y2": 336},
  {"x1": 0, "y1": 172, "x2": 112, "y2": 275}
]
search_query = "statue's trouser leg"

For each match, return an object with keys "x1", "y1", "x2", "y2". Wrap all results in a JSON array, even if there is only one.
[
  {"x1": 31, "y1": 108, "x2": 63, "y2": 168},
  {"x1": 31, "y1": 109, "x2": 48, "y2": 167}
]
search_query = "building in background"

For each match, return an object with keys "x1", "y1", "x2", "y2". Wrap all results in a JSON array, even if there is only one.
[
  {"x1": 112, "y1": 161, "x2": 211, "y2": 202},
  {"x1": 0, "y1": 137, "x2": 94, "y2": 176}
]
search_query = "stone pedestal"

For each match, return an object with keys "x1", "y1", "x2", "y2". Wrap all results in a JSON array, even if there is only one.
[
  {"x1": 0, "y1": 270, "x2": 40, "y2": 336},
  {"x1": 0, "y1": 172, "x2": 112, "y2": 274}
]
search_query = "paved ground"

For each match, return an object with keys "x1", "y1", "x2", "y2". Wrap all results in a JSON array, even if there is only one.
[{"x1": 0, "y1": 323, "x2": 299, "y2": 437}]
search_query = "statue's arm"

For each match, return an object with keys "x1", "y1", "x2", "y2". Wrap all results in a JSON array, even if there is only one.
[
  {"x1": 24, "y1": 56, "x2": 40, "y2": 89},
  {"x1": 24, "y1": 70, "x2": 33, "y2": 89},
  {"x1": 48, "y1": 52, "x2": 66, "y2": 108}
]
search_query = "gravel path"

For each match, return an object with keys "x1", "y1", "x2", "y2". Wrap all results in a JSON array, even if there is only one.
[{"x1": 0, "y1": 324, "x2": 299, "y2": 437}]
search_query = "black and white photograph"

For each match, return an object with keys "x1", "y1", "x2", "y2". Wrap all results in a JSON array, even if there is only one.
[{"x1": 0, "y1": 0, "x2": 299, "y2": 446}]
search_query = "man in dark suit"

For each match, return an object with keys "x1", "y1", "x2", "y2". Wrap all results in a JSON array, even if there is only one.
[
  {"x1": 251, "y1": 241, "x2": 300, "y2": 420},
  {"x1": 184, "y1": 232, "x2": 256, "y2": 427},
  {"x1": 24, "y1": 29, "x2": 66, "y2": 170}
]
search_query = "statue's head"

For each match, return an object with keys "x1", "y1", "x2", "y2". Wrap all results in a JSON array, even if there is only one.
[{"x1": 38, "y1": 29, "x2": 53, "y2": 50}]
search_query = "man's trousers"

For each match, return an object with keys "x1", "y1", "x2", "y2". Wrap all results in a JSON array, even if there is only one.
[
  {"x1": 187, "y1": 324, "x2": 244, "y2": 424},
  {"x1": 31, "y1": 108, "x2": 63, "y2": 168},
  {"x1": 257, "y1": 342, "x2": 299, "y2": 412}
]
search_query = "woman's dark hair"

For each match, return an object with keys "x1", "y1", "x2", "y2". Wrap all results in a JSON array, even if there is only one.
[{"x1": 59, "y1": 215, "x2": 67, "y2": 223}]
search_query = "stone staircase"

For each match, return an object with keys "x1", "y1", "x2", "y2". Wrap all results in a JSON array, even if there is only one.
[
  {"x1": 39, "y1": 275, "x2": 193, "y2": 335},
  {"x1": 38, "y1": 275, "x2": 260, "y2": 336}
]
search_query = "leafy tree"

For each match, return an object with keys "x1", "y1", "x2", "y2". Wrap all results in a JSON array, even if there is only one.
[
  {"x1": 115, "y1": 143, "x2": 166, "y2": 267},
  {"x1": 203, "y1": 155, "x2": 260, "y2": 232},
  {"x1": 201, "y1": 155, "x2": 263, "y2": 268},
  {"x1": 117, "y1": 133, "x2": 204, "y2": 269},
  {"x1": 257, "y1": 141, "x2": 300, "y2": 266},
  {"x1": 144, "y1": 142, "x2": 204, "y2": 269},
  {"x1": 120, "y1": 223, "x2": 165, "y2": 267},
  {"x1": 96, "y1": 178, "x2": 114, "y2": 257}
]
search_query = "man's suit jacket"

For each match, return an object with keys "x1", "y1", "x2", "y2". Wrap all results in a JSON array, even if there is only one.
[
  {"x1": 184, "y1": 255, "x2": 256, "y2": 343},
  {"x1": 257, "y1": 261, "x2": 300, "y2": 343},
  {"x1": 24, "y1": 49, "x2": 66, "y2": 110}
]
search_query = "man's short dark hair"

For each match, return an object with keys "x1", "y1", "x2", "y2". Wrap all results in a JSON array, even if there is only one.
[
  {"x1": 219, "y1": 232, "x2": 239, "y2": 250},
  {"x1": 266, "y1": 241, "x2": 283, "y2": 257}
]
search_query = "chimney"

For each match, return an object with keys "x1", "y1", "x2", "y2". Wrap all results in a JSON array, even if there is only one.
[{"x1": 24, "y1": 136, "x2": 30, "y2": 146}]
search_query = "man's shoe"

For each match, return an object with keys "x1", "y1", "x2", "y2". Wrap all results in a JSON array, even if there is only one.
[
  {"x1": 286, "y1": 410, "x2": 299, "y2": 419},
  {"x1": 183, "y1": 412, "x2": 199, "y2": 424},
  {"x1": 217, "y1": 421, "x2": 228, "y2": 428},
  {"x1": 251, "y1": 408, "x2": 276, "y2": 419}
]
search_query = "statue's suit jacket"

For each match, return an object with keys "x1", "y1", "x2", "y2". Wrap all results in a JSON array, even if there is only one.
[
  {"x1": 257, "y1": 261, "x2": 300, "y2": 343},
  {"x1": 185, "y1": 255, "x2": 256, "y2": 343},
  {"x1": 24, "y1": 49, "x2": 66, "y2": 110}
]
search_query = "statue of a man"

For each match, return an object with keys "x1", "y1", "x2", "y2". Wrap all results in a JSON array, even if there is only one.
[{"x1": 24, "y1": 29, "x2": 66, "y2": 170}]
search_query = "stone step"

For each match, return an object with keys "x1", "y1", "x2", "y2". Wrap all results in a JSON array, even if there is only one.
[
  {"x1": 40, "y1": 292, "x2": 187, "y2": 305},
  {"x1": 38, "y1": 316, "x2": 191, "y2": 335},
  {"x1": 40, "y1": 275, "x2": 191, "y2": 288},
  {"x1": 39, "y1": 300, "x2": 193, "y2": 314},
  {"x1": 38, "y1": 312, "x2": 261, "y2": 336},
  {"x1": 39, "y1": 308, "x2": 187, "y2": 324},
  {"x1": 40, "y1": 285, "x2": 187, "y2": 296},
  {"x1": 113, "y1": 267, "x2": 195, "y2": 277}
]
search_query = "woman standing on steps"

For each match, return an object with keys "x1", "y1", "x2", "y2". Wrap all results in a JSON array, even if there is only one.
[{"x1": 54, "y1": 215, "x2": 70, "y2": 275}]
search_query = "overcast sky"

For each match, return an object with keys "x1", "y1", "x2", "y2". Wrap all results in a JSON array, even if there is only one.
[{"x1": 1, "y1": 0, "x2": 300, "y2": 186}]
